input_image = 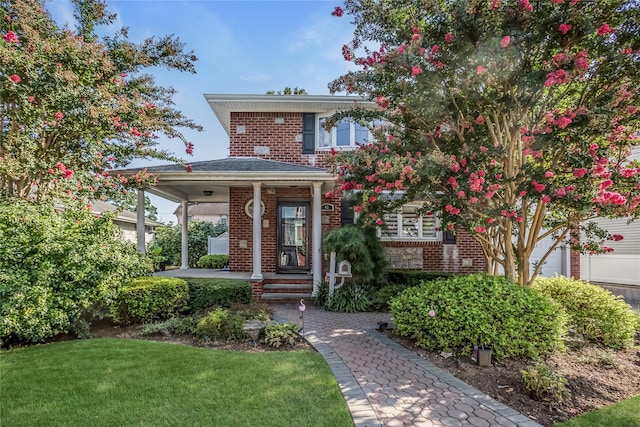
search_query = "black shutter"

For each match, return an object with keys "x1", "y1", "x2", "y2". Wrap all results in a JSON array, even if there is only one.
[
  {"x1": 302, "y1": 113, "x2": 315, "y2": 154},
  {"x1": 443, "y1": 230, "x2": 457, "y2": 244},
  {"x1": 340, "y1": 199, "x2": 355, "y2": 227}
]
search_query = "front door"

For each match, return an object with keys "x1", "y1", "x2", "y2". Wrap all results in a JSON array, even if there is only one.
[{"x1": 277, "y1": 202, "x2": 309, "y2": 272}]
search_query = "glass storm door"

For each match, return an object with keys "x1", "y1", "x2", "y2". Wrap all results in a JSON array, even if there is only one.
[{"x1": 277, "y1": 202, "x2": 309, "y2": 272}]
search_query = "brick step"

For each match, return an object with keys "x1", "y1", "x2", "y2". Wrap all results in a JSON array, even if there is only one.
[
  {"x1": 263, "y1": 283, "x2": 313, "y2": 292},
  {"x1": 261, "y1": 292, "x2": 313, "y2": 302},
  {"x1": 263, "y1": 278, "x2": 312, "y2": 285}
]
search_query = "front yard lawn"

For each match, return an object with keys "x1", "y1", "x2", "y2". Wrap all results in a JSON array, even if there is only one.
[
  {"x1": 1, "y1": 338, "x2": 352, "y2": 427},
  {"x1": 554, "y1": 394, "x2": 640, "y2": 427}
]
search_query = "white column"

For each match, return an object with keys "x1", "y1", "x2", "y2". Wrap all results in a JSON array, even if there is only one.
[
  {"x1": 251, "y1": 182, "x2": 263, "y2": 280},
  {"x1": 180, "y1": 200, "x2": 189, "y2": 269},
  {"x1": 136, "y1": 190, "x2": 146, "y2": 254},
  {"x1": 312, "y1": 182, "x2": 323, "y2": 295}
]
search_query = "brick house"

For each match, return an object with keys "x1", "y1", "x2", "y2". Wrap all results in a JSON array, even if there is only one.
[{"x1": 126, "y1": 94, "x2": 490, "y2": 298}]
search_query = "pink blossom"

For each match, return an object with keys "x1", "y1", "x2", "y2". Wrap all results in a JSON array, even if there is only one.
[
  {"x1": 475, "y1": 226, "x2": 486, "y2": 233},
  {"x1": 476, "y1": 66, "x2": 485, "y2": 74},
  {"x1": 457, "y1": 191, "x2": 465, "y2": 198},
  {"x1": 486, "y1": 218, "x2": 495, "y2": 224},
  {"x1": 597, "y1": 24, "x2": 612, "y2": 36},
  {"x1": 369, "y1": 196, "x2": 377, "y2": 203},
  {"x1": 447, "y1": 223, "x2": 455, "y2": 231},
  {"x1": 376, "y1": 219, "x2": 384, "y2": 226},
  {"x1": 519, "y1": 0, "x2": 533, "y2": 11},
  {"x1": 544, "y1": 69, "x2": 569, "y2": 86},
  {"x1": 28, "y1": 96, "x2": 34, "y2": 102},
  {"x1": 341, "y1": 45, "x2": 352, "y2": 61},
  {"x1": 541, "y1": 195, "x2": 551, "y2": 203},
  {"x1": 10, "y1": 74, "x2": 20, "y2": 83},
  {"x1": 431, "y1": 44, "x2": 440, "y2": 54},
  {"x1": 545, "y1": 171, "x2": 554, "y2": 178},
  {"x1": 500, "y1": 36, "x2": 511, "y2": 48},
  {"x1": 56, "y1": 162, "x2": 66, "y2": 171},
  {"x1": 573, "y1": 168, "x2": 588, "y2": 178},
  {"x1": 185, "y1": 165, "x2": 192, "y2": 172},
  {"x1": 63, "y1": 169, "x2": 74, "y2": 179},
  {"x1": 574, "y1": 51, "x2": 588, "y2": 72},
  {"x1": 516, "y1": 216, "x2": 523, "y2": 223},
  {"x1": 411, "y1": 65, "x2": 423, "y2": 76},
  {"x1": 551, "y1": 0, "x2": 564, "y2": 3},
  {"x1": 559, "y1": 23, "x2": 572, "y2": 35},
  {"x1": 376, "y1": 96, "x2": 390, "y2": 109},
  {"x1": 475, "y1": 115, "x2": 485, "y2": 125},
  {"x1": 556, "y1": 116, "x2": 572, "y2": 129},
  {"x1": 444, "y1": 32, "x2": 454, "y2": 43},
  {"x1": 610, "y1": 234, "x2": 624, "y2": 241},
  {"x1": 331, "y1": 6, "x2": 344, "y2": 17},
  {"x1": 54, "y1": 111, "x2": 64, "y2": 121},
  {"x1": 3, "y1": 31, "x2": 18, "y2": 43},
  {"x1": 354, "y1": 205, "x2": 362, "y2": 213},
  {"x1": 470, "y1": 197, "x2": 479, "y2": 203}
]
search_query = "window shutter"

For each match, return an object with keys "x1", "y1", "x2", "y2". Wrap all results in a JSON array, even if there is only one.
[
  {"x1": 443, "y1": 230, "x2": 457, "y2": 244},
  {"x1": 302, "y1": 113, "x2": 315, "y2": 154}
]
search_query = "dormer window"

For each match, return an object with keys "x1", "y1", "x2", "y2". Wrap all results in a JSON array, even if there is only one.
[{"x1": 317, "y1": 115, "x2": 372, "y2": 150}]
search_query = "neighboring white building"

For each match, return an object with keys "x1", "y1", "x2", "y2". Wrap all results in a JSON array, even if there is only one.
[
  {"x1": 173, "y1": 202, "x2": 229, "y2": 225},
  {"x1": 581, "y1": 146, "x2": 640, "y2": 286},
  {"x1": 90, "y1": 200, "x2": 163, "y2": 245}
]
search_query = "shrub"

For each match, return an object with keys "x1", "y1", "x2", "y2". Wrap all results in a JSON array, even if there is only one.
[
  {"x1": 532, "y1": 277, "x2": 638, "y2": 349},
  {"x1": 139, "y1": 314, "x2": 204, "y2": 336},
  {"x1": 109, "y1": 277, "x2": 189, "y2": 325},
  {"x1": 230, "y1": 302, "x2": 272, "y2": 321},
  {"x1": 390, "y1": 274, "x2": 567, "y2": 359},
  {"x1": 184, "y1": 278, "x2": 251, "y2": 312},
  {"x1": 323, "y1": 225, "x2": 387, "y2": 285},
  {"x1": 0, "y1": 200, "x2": 152, "y2": 346},
  {"x1": 324, "y1": 283, "x2": 372, "y2": 313},
  {"x1": 196, "y1": 308, "x2": 245, "y2": 341},
  {"x1": 153, "y1": 221, "x2": 228, "y2": 267},
  {"x1": 369, "y1": 283, "x2": 413, "y2": 312},
  {"x1": 197, "y1": 254, "x2": 229, "y2": 269},
  {"x1": 521, "y1": 361, "x2": 571, "y2": 405},
  {"x1": 386, "y1": 271, "x2": 452, "y2": 287},
  {"x1": 262, "y1": 323, "x2": 300, "y2": 348}
]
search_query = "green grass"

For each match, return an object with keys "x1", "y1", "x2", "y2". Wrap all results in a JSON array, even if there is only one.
[
  {"x1": 1, "y1": 338, "x2": 353, "y2": 427},
  {"x1": 554, "y1": 394, "x2": 640, "y2": 427}
]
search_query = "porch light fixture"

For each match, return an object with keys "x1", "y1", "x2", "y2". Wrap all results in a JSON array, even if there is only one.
[{"x1": 203, "y1": 190, "x2": 213, "y2": 196}]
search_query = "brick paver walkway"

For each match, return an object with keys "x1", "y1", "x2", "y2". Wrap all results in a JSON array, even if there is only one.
[{"x1": 272, "y1": 304, "x2": 542, "y2": 427}]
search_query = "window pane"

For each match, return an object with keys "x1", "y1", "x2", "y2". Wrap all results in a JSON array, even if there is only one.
[
  {"x1": 354, "y1": 123, "x2": 369, "y2": 145},
  {"x1": 422, "y1": 213, "x2": 438, "y2": 239},
  {"x1": 402, "y1": 205, "x2": 419, "y2": 237},
  {"x1": 380, "y1": 213, "x2": 398, "y2": 238},
  {"x1": 336, "y1": 120, "x2": 351, "y2": 146},
  {"x1": 318, "y1": 118, "x2": 332, "y2": 148}
]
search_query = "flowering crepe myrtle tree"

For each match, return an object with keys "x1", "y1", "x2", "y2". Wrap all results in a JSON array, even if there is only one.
[
  {"x1": 0, "y1": 0, "x2": 201, "y2": 204},
  {"x1": 327, "y1": 0, "x2": 640, "y2": 285}
]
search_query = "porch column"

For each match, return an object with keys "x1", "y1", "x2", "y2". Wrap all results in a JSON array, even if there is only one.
[
  {"x1": 251, "y1": 182, "x2": 263, "y2": 280},
  {"x1": 312, "y1": 182, "x2": 323, "y2": 295},
  {"x1": 180, "y1": 200, "x2": 189, "y2": 269},
  {"x1": 136, "y1": 189, "x2": 146, "y2": 254}
]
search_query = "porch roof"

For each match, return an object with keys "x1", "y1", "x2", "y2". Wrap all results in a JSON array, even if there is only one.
[{"x1": 118, "y1": 157, "x2": 335, "y2": 203}]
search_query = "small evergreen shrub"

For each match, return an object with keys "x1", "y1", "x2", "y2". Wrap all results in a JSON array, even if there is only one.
[
  {"x1": 197, "y1": 254, "x2": 229, "y2": 269},
  {"x1": 262, "y1": 323, "x2": 300, "y2": 348},
  {"x1": 390, "y1": 274, "x2": 567, "y2": 359},
  {"x1": 369, "y1": 283, "x2": 412, "y2": 312},
  {"x1": 521, "y1": 361, "x2": 571, "y2": 405},
  {"x1": 324, "y1": 283, "x2": 372, "y2": 313},
  {"x1": 532, "y1": 277, "x2": 638, "y2": 349},
  {"x1": 185, "y1": 278, "x2": 251, "y2": 312},
  {"x1": 386, "y1": 271, "x2": 452, "y2": 287},
  {"x1": 196, "y1": 308, "x2": 245, "y2": 341},
  {"x1": 231, "y1": 302, "x2": 272, "y2": 321},
  {"x1": 109, "y1": 277, "x2": 189, "y2": 325},
  {"x1": 312, "y1": 281, "x2": 330, "y2": 307}
]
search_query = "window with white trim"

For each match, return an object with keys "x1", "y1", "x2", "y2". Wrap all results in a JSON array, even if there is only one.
[
  {"x1": 378, "y1": 204, "x2": 441, "y2": 241},
  {"x1": 317, "y1": 115, "x2": 373, "y2": 150}
]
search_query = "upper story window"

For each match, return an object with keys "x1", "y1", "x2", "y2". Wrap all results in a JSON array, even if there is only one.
[
  {"x1": 378, "y1": 204, "x2": 441, "y2": 242},
  {"x1": 317, "y1": 116, "x2": 373, "y2": 150}
]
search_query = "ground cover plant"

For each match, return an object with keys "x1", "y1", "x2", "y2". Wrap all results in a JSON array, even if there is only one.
[{"x1": 0, "y1": 339, "x2": 352, "y2": 427}]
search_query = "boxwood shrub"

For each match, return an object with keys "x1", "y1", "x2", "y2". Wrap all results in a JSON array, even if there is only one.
[
  {"x1": 386, "y1": 270, "x2": 452, "y2": 287},
  {"x1": 184, "y1": 278, "x2": 251, "y2": 312},
  {"x1": 110, "y1": 277, "x2": 189, "y2": 325},
  {"x1": 532, "y1": 277, "x2": 638, "y2": 349},
  {"x1": 197, "y1": 254, "x2": 229, "y2": 269},
  {"x1": 390, "y1": 274, "x2": 567, "y2": 359}
]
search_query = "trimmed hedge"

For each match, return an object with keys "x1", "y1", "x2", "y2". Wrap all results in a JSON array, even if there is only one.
[
  {"x1": 184, "y1": 278, "x2": 251, "y2": 312},
  {"x1": 390, "y1": 274, "x2": 567, "y2": 359},
  {"x1": 110, "y1": 277, "x2": 189, "y2": 325},
  {"x1": 197, "y1": 254, "x2": 229, "y2": 269},
  {"x1": 532, "y1": 277, "x2": 638, "y2": 349},
  {"x1": 386, "y1": 270, "x2": 452, "y2": 287}
]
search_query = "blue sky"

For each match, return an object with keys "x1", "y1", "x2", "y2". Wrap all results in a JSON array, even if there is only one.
[{"x1": 48, "y1": 0, "x2": 356, "y2": 222}]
